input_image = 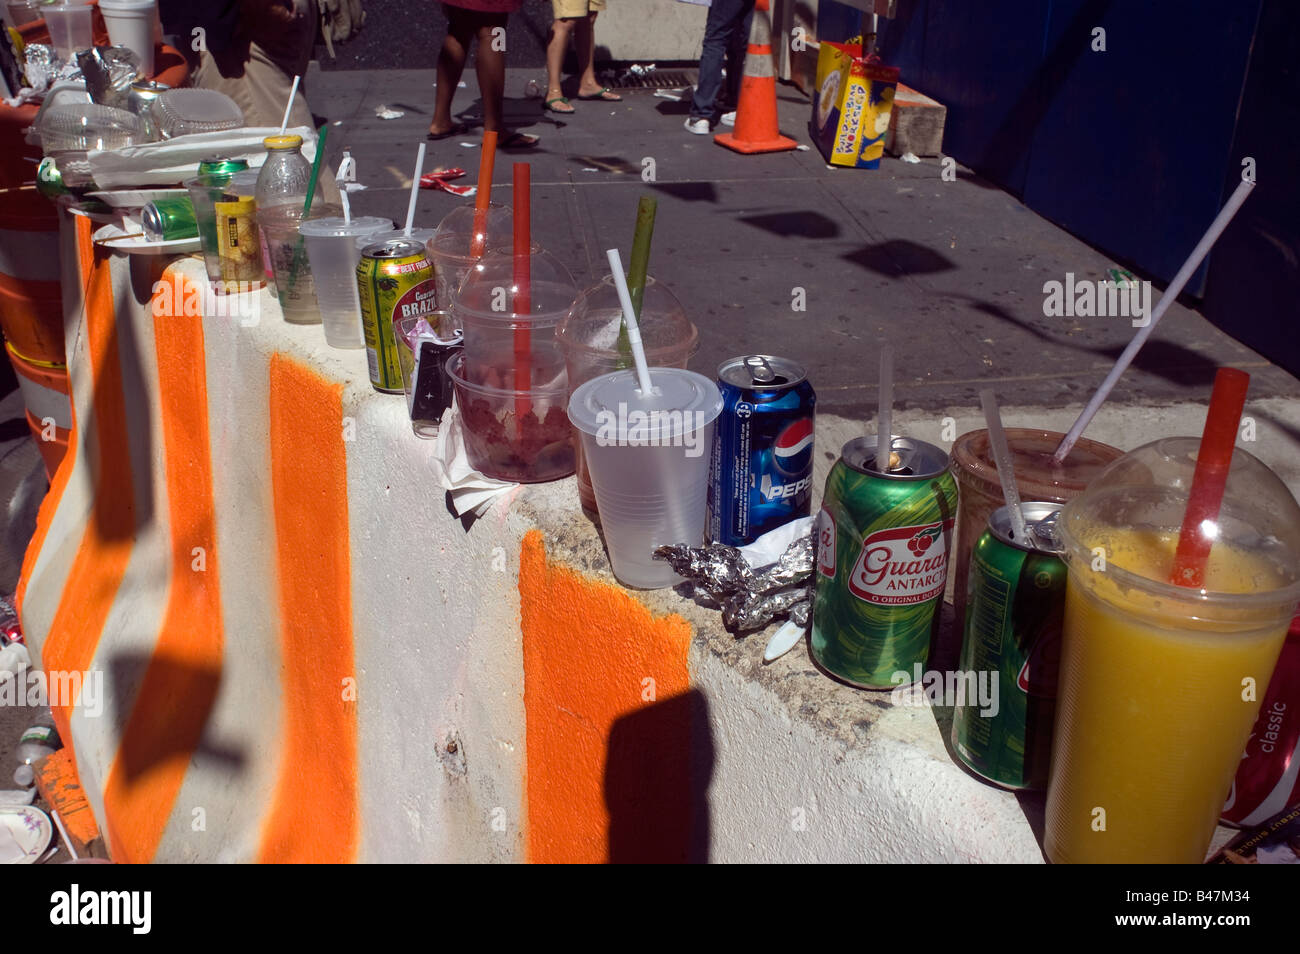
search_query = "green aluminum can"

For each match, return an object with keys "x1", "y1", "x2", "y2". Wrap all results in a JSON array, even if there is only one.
[
  {"x1": 811, "y1": 435, "x2": 958, "y2": 689},
  {"x1": 951, "y1": 501, "x2": 1067, "y2": 790},
  {"x1": 142, "y1": 197, "x2": 199, "y2": 242},
  {"x1": 196, "y1": 157, "x2": 249, "y2": 178},
  {"x1": 36, "y1": 157, "x2": 68, "y2": 198}
]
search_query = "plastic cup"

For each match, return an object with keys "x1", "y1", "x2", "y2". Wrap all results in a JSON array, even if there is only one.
[
  {"x1": 298, "y1": 216, "x2": 393, "y2": 348},
  {"x1": 98, "y1": 0, "x2": 157, "y2": 76},
  {"x1": 1044, "y1": 438, "x2": 1300, "y2": 863},
  {"x1": 557, "y1": 275, "x2": 698, "y2": 515},
  {"x1": 426, "y1": 202, "x2": 512, "y2": 327},
  {"x1": 448, "y1": 352, "x2": 574, "y2": 482},
  {"x1": 185, "y1": 173, "x2": 237, "y2": 282},
  {"x1": 257, "y1": 203, "x2": 341, "y2": 324},
  {"x1": 395, "y1": 314, "x2": 458, "y2": 438},
  {"x1": 43, "y1": 2, "x2": 94, "y2": 63},
  {"x1": 949, "y1": 428, "x2": 1122, "y2": 618},
  {"x1": 568, "y1": 367, "x2": 723, "y2": 589},
  {"x1": 454, "y1": 242, "x2": 577, "y2": 388}
]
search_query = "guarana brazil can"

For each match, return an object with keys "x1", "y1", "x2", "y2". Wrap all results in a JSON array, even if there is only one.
[
  {"x1": 811, "y1": 436, "x2": 958, "y2": 689},
  {"x1": 951, "y1": 502, "x2": 1066, "y2": 790}
]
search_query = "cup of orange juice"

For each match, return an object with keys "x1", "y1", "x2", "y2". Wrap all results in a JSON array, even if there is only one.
[{"x1": 1045, "y1": 437, "x2": 1300, "y2": 863}]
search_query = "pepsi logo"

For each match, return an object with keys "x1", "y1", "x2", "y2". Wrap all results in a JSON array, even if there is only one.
[{"x1": 772, "y1": 418, "x2": 814, "y2": 477}]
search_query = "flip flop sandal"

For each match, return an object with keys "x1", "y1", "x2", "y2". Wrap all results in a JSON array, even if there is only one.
[
  {"x1": 426, "y1": 123, "x2": 470, "y2": 141},
  {"x1": 500, "y1": 131, "x2": 540, "y2": 149},
  {"x1": 577, "y1": 87, "x2": 622, "y2": 102},
  {"x1": 545, "y1": 97, "x2": 575, "y2": 113}
]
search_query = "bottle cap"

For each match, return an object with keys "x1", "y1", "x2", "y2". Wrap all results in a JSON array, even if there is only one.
[{"x1": 263, "y1": 134, "x2": 304, "y2": 150}]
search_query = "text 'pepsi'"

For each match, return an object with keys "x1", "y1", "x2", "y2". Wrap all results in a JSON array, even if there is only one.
[{"x1": 708, "y1": 355, "x2": 817, "y2": 547}]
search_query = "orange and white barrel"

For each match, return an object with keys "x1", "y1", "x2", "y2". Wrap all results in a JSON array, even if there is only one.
[
  {"x1": 0, "y1": 186, "x2": 65, "y2": 367},
  {"x1": 6, "y1": 342, "x2": 72, "y2": 479}
]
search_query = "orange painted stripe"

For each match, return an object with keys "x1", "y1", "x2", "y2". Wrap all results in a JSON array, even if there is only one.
[
  {"x1": 519, "y1": 530, "x2": 694, "y2": 863},
  {"x1": 20, "y1": 217, "x2": 133, "y2": 746},
  {"x1": 258, "y1": 354, "x2": 358, "y2": 863},
  {"x1": 100, "y1": 267, "x2": 224, "y2": 863},
  {"x1": 13, "y1": 226, "x2": 85, "y2": 621}
]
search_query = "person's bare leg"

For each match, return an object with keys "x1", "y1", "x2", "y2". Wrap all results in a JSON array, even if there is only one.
[
  {"x1": 575, "y1": 13, "x2": 599, "y2": 95},
  {"x1": 546, "y1": 18, "x2": 577, "y2": 110},
  {"x1": 475, "y1": 23, "x2": 506, "y2": 133},
  {"x1": 432, "y1": 16, "x2": 473, "y2": 135}
]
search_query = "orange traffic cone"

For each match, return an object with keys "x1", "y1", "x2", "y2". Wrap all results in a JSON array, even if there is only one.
[{"x1": 715, "y1": 0, "x2": 797, "y2": 154}]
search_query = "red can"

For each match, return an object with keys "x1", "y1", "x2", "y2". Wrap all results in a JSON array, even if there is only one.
[{"x1": 1222, "y1": 612, "x2": 1300, "y2": 826}]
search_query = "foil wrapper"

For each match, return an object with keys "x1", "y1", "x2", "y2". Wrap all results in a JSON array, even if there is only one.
[
  {"x1": 23, "y1": 45, "x2": 57, "y2": 91},
  {"x1": 77, "y1": 46, "x2": 142, "y2": 109},
  {"x1": 654, "y1": 532, "x2": 813, "y2": 633}
]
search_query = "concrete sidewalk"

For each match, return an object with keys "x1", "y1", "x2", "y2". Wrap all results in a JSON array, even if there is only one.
[{"x1": 309, "y1": 64, "x2": 1300, "y2": 425}]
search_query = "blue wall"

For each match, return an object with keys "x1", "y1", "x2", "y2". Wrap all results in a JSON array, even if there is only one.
[{"x1": 875, "y1": 0, "x2": 1261, "y2": 295}]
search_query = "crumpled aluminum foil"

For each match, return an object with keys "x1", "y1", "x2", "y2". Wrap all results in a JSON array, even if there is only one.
[
  {"x1": 77, "y1": 46, "x2": 142, "y2": 109},
  {"x1": 654, "y1": 532, "x2": 813, "y2": 633},
  {"x1": 23, "y1": 45, "x2": 57, "y2": 91}
]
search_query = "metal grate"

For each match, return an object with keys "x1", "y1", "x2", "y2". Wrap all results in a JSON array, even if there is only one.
[{"x1": 607, "y1": 69, "x2": 699, "y2": 91}]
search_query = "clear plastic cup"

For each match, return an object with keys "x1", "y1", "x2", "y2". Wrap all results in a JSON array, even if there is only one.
[
  {"x1": 426, "y1": 202, "x2": 512, "y2": 325},
  {"x1": 43, "y1": 2, "x2": 94, "y2": 62},
  {"x1": 298, "y1": 216, "x2": 393, "y2": 348},
  {"x1": 448, "y1": 352, "x2": 574, "y2": 482},
  {"x1": 185, "y1": 173, "x2": 236, "y2": 281},
  {"x1": 257, "y1": 203, "x2": 341, "y2": 324},
  {"x1": 568, "y1": 368, "x2": 723, "y2": 589},
  {"x1": 395, "y1": 314, "x2": 458, "y2": 438},
  {"x1": 454, "y1": 242, "x2": 577, "y2": 389},
  {"x1": 98, "y1": 0, "x2": 157, "y2": 76},
  {"x1": 949, "y1": 428, "x2": 1122, "y2": 617},
  {"x1": 1044, "y1": 438, "x2": 1300, "y2": 863},
  {"x1": 558, "y1": 275, "x2": 698, "y2": 514}
]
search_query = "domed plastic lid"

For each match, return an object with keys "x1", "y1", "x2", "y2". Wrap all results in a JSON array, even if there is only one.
[
  {"x1": 568, "y1": 368, "x2": 722, "y2": 441},
  {"x1": 456, "y1": 243, "x2": 578, "y2": 322},
  {"x1": 1058, "y1": 437, "x2": 1300, "y2": 610},
  {"x1": 427, "y1": 203, "x2": 513, "y2": 262},
  {"x1": 299, "y1": 216, "x2": 393, "y2": 238},
  {"x1": 557, "y1": 274, "x2": 699, "y2": 361}
]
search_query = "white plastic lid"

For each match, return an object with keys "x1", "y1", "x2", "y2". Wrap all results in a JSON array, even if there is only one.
[
  {"x1": 568, "y1": 368, "x2": 722, "y2": 441},
  {"x1": 299, "y1": 216, "x2": 393, "y2": 238}
]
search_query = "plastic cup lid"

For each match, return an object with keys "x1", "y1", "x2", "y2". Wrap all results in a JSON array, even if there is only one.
[
  {"x1": 299, "y1": 216, "x2": 393, "y2": 238},
  {"x1": 568, "y1": 367, "x2": 722, "y2": 441}
]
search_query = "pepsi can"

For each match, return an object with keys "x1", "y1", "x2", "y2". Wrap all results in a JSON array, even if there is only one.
[{"x1": 708, "y1": 355, "x2": 816, "y2": 546}]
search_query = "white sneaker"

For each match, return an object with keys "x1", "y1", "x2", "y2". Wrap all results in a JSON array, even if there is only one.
[
  {"x1": 720, "y1": 111, "x2": 736, "y2": 126},
  {"x1": 684, "y1": 117, "x2": 710, "y2": 135}
]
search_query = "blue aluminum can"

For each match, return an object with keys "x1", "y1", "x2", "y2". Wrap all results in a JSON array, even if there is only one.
[{"x1": 708, "y1": 355, "x2": 817, "y2": 546}]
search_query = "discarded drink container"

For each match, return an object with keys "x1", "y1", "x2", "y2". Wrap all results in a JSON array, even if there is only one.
[
  {"x1": 951, "y1": 502, "x2": 1066, "y2": 790},
  {"x1": 142, "y1": 196, "x2": 198, "y2": 242},
  {"x1": 708, "y1": 355, "x2": 816, "y2": 547},
  {"x1": 811, "y1": 435, "x2": 957, "y2": 689}
]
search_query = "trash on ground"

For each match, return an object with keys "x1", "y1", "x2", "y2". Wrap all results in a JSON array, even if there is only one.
[
  {"x1": 374, "y1": 105, "x2": 404, "y2": 120},
  {"x1": 901, "y1": 151, "x2": 921, "y2": 163}
]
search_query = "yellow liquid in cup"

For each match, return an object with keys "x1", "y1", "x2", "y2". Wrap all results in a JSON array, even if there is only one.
[{"x1": 1044, "y1": 528, "x2": 1292, "y2": 864}]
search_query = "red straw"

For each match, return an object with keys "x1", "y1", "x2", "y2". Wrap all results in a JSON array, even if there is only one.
[
  {"x1": 1169, "y1": 367, "x2": 1251, "y2": 588},
  {"x1": 512, "y1": 162, "x2": 532, "y2": 422},
  {"x1": 470, "y1": 131, "x2": 498, "y2": 259}
]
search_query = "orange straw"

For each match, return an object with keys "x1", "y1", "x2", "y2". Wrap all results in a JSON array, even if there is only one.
[
  {"x1": 470, "y1": 131, "x2": 498, "y2": 258},
  {"x1": 1169, "y1": 367, "x2": 1250, "y2": 588},
  {"x1": 513, "y1": 162, "x2": 531, "y2": 423}
]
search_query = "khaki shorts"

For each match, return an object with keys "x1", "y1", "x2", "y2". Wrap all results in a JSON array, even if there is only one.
[{"x1": 553, "y1": 0, "x2": 605, "y2": 18}]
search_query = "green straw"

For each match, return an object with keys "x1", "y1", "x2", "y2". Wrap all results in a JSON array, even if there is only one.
[
  {"x1": 617, "y1": 195, "x2": 657, "y2": 368},
  {"x1": 286, "y1": 124, "x2": 329, "y2": 297}
]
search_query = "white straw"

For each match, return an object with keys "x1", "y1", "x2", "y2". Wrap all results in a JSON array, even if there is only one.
[
  {"x1": 876, "y1": 344, "x2": 894, "y2": 472},
  {"x1": 1053, "y1": 178, "x2": 1255, "y2": 463},
  {"x1": 605, "y1": 248, "x2": 655, "y2": 396},
  {"x1": 336, "y1": 151, "x2": 355, "y2": 224},
  {"x1": 404, "y1": 142, "x2": 426, "y2": 236},
  {"x1": 279, "y1": 75, "x2": 301, "y2": 134},
  {"x1": 981, "y1": 389, "x2": 1029, "y2": 546}
]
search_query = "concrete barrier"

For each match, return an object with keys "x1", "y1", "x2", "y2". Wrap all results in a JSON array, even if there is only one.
[{"x1": 18, "y1": 212, "x2": 1294, "y2": 862}]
